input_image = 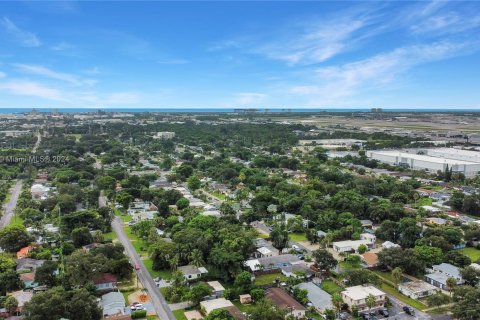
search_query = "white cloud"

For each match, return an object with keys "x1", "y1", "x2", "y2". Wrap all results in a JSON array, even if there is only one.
[
  {"x1": 0, "y1": 80, "x2": 66, "y2": 101},
  {"x1": 0, "y1": 17, "x2": 41, "y2": 47},
  {"x1": 290, "y1": 40, "x2": 478, "y2": 106},
  {"x1": 233, "y1": 92, "x2": 267, "y2": 105},
  {"x1": 13, "y1": 63, "x2": 95, "y2": 86},
  {"x1": 157, "y1": 59, "x2": 190, "y2": 65},
  {"x1": 104, "y1": 92, "x2": 140, "y2": 104},
  {"x1": 256, "y1": 19, "x2": 367, "y2": 65},
  {"x1": 51, "y1": 42, "x2": 74, "y2": 51}
]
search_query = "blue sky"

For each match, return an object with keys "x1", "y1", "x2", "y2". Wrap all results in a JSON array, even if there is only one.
[{"x1": 0, "y1": 1, "x2": 479, "y2": 109}]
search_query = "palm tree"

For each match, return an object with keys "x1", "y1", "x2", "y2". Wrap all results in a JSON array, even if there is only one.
[
  {"x1": 189, "y1": 249, "x2": 204, "y2": 267},
  {"x1": 446, "y1": 277, "x2": 457, "y2": 296},
  {"x1": 392, "y1": 267, "x2": 403, "y2": 289},
  {"x1": 331, "y1": 292, "x2": 343, "y2": 318},
  {"x1": 169, "y1": 254, "x2": 180, "y2": 271},
  {"x1": 366, "y1": 294, "x2": 376, "y2": 313}
]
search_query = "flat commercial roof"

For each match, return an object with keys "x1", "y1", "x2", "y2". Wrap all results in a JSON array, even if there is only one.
[{"x1": 369, "y1": 151, "x2": 480, "y2": 165}]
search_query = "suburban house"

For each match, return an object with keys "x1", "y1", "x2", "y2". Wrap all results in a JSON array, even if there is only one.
[
  {"x1": 16, "y1": 246, "x2": 34, "y2": 259},
  {"x1": 255, "y1": 246, "x2": 278, "y2": 258},
  {"x1": 361, "y1": 252, "x2": 380, "y2": 268},
  {"x1": 178, "y1": 265, "x2": 209, "y2": 281},
  {"x1": 183, "y1": 310, "x2": 203, "y2": 320},
  {"x1": 101, "y1": 291, "x2": 130, "y2": 320},
  {"x1": 244, "y1": 254, "x2": 302, "y2": 272},
  {"x1": 20, "y1": 272, "x2": 38, "y2": 290},
  {"x1": 239, "y1": 294, "x2": 252, "y2": 304},
  {"x1": 360, "y1": 233, "x2": 376, "y2": 244},
  {"x1": 294, "y1": 282, "x2": 332, "y2": 312},
  {"x1": 266, "y1": 288, "x2": 306, "y2": 319},
  {"x1": 425, "y1": 263, "x2": 464, "y2": 290},
  {"x1": 9, "y1": 290, "x2": 33, "y2": 315},
  {"x1": 207, "y1": 281, "x2": 225, "y2": 298},
  {"x1": 398, "y1": 281, "x2": 438, "y2": 299},
  {"x1": 94, "y1": 273, "x2": 118, "y2": 292},
  {"x1": 281, "y1": 262, "x2": 315, "y2": 279},
  {"x1": 16, "y1": 258, "x2": 45, "y2": 273},
  {"x1": 200, "y1": 298, "x2": 246, "y2": 319},
  {"x1": 381, "y1": 241, "x2": 400, "y2": 249},
  {"x1": 332, "y1": 239, "x2": 373, "y2": 253},
  {"x1": 341, "y1": 285, "x2": 387, "y2": 312}
]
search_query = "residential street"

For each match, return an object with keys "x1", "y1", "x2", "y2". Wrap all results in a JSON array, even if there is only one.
[
  {"x1": 0, "y1": 180, "x2": 22, "y2": 229},
  {"x1": 111, "y1": 215, "x2": 176, "y2": 320}
]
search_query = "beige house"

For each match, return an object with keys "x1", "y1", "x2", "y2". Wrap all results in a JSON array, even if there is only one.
[{"x1": 341, "y1": 285, "x2": 386, "y2": 312}]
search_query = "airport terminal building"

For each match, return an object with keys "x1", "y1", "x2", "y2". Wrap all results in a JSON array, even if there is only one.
[{"x1": 366, "y1": 148, "x2": 480, "y2": 177}]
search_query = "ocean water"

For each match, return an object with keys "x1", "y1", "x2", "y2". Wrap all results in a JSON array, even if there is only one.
[{"x1": 0, "y1": 108, "x2": 479, "y2": 114}]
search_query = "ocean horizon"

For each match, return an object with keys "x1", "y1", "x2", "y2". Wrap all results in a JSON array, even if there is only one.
[{"x1": 0, "y1": 107, "x2": 480, "y2": 114}]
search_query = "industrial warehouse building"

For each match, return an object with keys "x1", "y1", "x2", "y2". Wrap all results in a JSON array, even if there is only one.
[{"x1": 366, "y1": 149, "x2": 480, "y2": 177}]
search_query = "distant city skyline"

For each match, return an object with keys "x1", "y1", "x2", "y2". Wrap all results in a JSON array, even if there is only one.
[{"x1": 0, "y1": 1, "x2": 479, "y2": 109}]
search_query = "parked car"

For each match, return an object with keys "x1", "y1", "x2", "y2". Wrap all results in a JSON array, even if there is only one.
[
  {"x1": 339, "y1": 311, "x2": 349, "y2": 320},
  {"x1": 135, "y1": 263, "x2": 140, "y2": 270},
  {"x1": 378, "y1": 308, "x2": 389, "y2": 317},
  {"x1": 403, "y1": 306, "x2": 415, "y2": 316}
]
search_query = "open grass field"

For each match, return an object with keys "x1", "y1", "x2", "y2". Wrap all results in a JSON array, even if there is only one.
[
  {"x1": 143, "y1": 259, "x2": 172, "y2": 279},
  {"x1": 172, "y1": 310, "x2": 187, "y2": 320},
  {"x1": 253, "y1": 273, "x2": 289, "y2": 286},
  {"x1": 321, "y1": 280, "x2": 343, "y2": 295},
  {"x1": 459, "y1": 247, "x2": 480, "y2": 262},
  {"x1": 289, "y1": 232, "x2": 307, "y2": 242}
]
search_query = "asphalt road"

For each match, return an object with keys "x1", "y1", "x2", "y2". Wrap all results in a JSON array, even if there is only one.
[
  {"x1": 108, "y1": 204, "x2": 175, "y2": 320},
  {"x1": 0, "y1": 180, "x2": 23, "y2": 229}
]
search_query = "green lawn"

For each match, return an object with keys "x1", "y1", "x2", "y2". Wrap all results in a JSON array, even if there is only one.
[
  {"x1": 143, "y1": 259, "x2": 172, "y2": 279},
  {"x1": 459, "y1": 247, "x2": 480, "y2": 262},
  {"x1": 253, "y1": 273, "x2": 289, "y2": 286},
  {"x1": 416, "y1": 197, "x2": 433, "y2": 207},
  {"x1": 339, "y1": 261, "x2": 361, "y2": 269},
  {"x1": 232, "y1": 300, "x2": 250, "y2": 312},
  {"x1": 321, "y1": 280, "x2": 343, "y2": 295},
  {"x1": 104, "y1": 231, "x2": 117, "y2": 241},
  {"x1": 289, "y1": 232, "x2": 307, "y2": 242},
  {"x1": 172, "y1": 310, "x2": 187, "y2": 320},
  {"x1": 373, "y1": 270, "x2": 395, "y2": 284},
  {"x1": 124, "y1": 226, "x2": 149, "y2": 253},
  {"x1": 380, "y1": 283, "x2": 427, "y2": 311},
  {"x1": 121, "y1": 214, "x2": 133, "y2": 222},
  {"x1": 211, "y1": 191, "x2": 226, "y2": 201},
  {"x1": 306, "y1": 310, "x2": 323, "y2": 320}
]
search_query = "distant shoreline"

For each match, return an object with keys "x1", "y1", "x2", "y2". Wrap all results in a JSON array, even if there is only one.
[{"x1": 1, "y1": 108, "x2": 480, "y2": 114}]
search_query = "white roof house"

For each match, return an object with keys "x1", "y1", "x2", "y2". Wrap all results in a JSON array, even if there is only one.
[
  {"x1": 382, "y1": 241, "x2": 400, "y2": 249},
  {"x1": 332, "y1": 239, "x2": 372, "y2": 253},
  {"x1": 200, "y1": 298, "x2": 234, "y2": 314},
  {"x1": 101, "y1": 291, "x2": 126, "y2": 317}
]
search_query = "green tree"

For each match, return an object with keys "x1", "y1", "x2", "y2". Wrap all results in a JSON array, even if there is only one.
[
  {"x1": 204, "y1": 309, "x2": 235, "y2": 320},
  {"x1": 248, "y1": 299, "x2": 286, "y2": 320},
  {"x1": 0, "y1": 270, "x2": 22, "y2": 295},
  {"x1": 96, "y1": 176, "x2": 116, "y2": 191},
  {"x1": 35, "y1": 260, "x2": 58, "y2": 287},
  {"x1": 0, "y1": 225, "x2": 33, "y2": 252},
  {"x1": 176, "y1": 197, "x2": 190, "y2": 210},
  {"x1": 414, "y1": 245, "x2": 443, "y2": 267},
  {"x1": 4, "y1": 295, "x2": 18, "y2": 315},
  {"x1": 446, "y1": 277, "x2": 457, "y2": 296},
  {"x1": 189, "y1": 249, "x2": 205, "y2": 267},
  {"x1": 312, "y1": 248, "x2": 337, "y2": 271},
  {"x1": 23, "y1": 287, "x2": 101, "y2": 320},
  {"x1": 331, "y1": 292, "x2": 343, "y2": 318},
  {"x1": 188, "y1": 282, "x2": 212, "y2": 306},
  {"x1": 234, "y1": 271, "x2": 252, "y2": 293},
  {"x1": 426, "y1": 292, "x2": 450, "y2": 307},
  {"x1": 293, "y1": 287, "x2": 309, "y2": 304},
  {"x1": 116, "y1": 191, "x2": 133, "y2": 209},
  {"x1": 187, "y1": 175, "x2": 201, "y2": 191},
  {"x1": 460, "y1": 266, "x2": 480, "y2": 287},
  {"x1": 250, "y1": 288, "x2": 265, "y2": 302},
  {"x1": 452, "y1": 286, "x2": 480, "y2": 319},
  {"x1": 392, "y1": 267, "x2": 403, "y2": 289},
  {"x1": 366, "y1": 294, "x2": 376, "y2": 312},
  {"x1": 71, "y1": 226, "x2": 94, "y2": 248},
  {"x1": 357, "y1": 244, "x2": 367, "y2": 254}
]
